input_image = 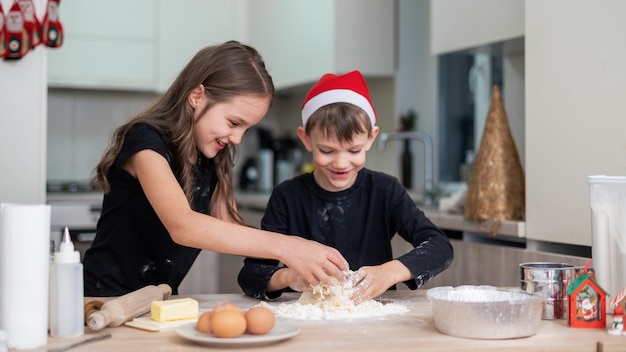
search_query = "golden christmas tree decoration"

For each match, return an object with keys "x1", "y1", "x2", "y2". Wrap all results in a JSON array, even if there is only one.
[{"x1": 464, "y1": 85, "x2": 525, "y2": 235}]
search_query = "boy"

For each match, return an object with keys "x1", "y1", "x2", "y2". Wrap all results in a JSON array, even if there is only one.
[{"x1": 238, "y1": 71, "x2": 453, "y2": 302}]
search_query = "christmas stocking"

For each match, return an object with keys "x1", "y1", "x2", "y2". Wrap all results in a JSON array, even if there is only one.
[
  {"x1": 17, "y1": 0, "x2": 41, "y2": 48},
  {"x1": 0, "y1": 3, "x2": 6, "y2": 59},
  {"x1": 4, "y1": 2, "x2": 31, "y2": 60},
  {"x1": 42, "y1": 0, "x2": 62, "y2": 48}
]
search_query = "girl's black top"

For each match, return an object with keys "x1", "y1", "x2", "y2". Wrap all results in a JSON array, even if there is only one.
[{"x1": 83, "y1": 123, "x2": 216, "y2": 296}]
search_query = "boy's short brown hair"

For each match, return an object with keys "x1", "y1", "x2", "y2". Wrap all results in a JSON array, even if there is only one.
[{"x1": 305, "y1": 103, "x2": 373, "y2": 144}]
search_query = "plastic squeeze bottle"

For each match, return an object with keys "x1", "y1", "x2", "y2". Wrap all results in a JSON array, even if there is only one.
[{"x1": 50, "y1": 227, "x2": 84, "y2": 337}]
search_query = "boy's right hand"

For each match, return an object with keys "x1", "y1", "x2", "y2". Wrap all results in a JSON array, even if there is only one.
[{"x1": 287, "y1": 271, "x2": 310, "y2": 292}]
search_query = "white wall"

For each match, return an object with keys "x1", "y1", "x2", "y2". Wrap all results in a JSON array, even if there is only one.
[
  {"x1": 526, "y1": 0, "x2": 626, "y2": 246},
  {"x1": 0, "y1": 0, "x2": 47, "y2": 204},
  {"x1": 394, "y1": 0, "x2": 439, "y2": 191}
]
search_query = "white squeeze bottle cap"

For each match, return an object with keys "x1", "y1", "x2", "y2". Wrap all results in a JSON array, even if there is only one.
[{"x1": 54, "y1": 227, "x2": 80, "y2": 264}]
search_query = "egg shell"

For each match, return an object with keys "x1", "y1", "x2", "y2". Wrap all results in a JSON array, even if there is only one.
[
  {"x1": 245, "y1": 306, "x2": 275, "y2": 335},
  {"x1": 211, "y1": 310, "x2": 247, "y2": 338},
  {"x1": 196, "y1": 311, "x2": 212, "y2": 333}
]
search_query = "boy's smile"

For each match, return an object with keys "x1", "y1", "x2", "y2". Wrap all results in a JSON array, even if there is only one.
[{"x1": 298, "y1": 126, "x2": 378, "y2": 192}]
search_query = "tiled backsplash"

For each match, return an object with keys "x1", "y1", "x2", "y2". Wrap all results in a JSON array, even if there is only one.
[
  {"x1": 47, "y1": 89, "x2": 159, "y2": 181},
  {"x1": 47, "y1": 78, "x2": 402, "y2": 190}
]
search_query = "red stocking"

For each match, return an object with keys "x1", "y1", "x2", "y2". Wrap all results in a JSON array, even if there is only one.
[
  {"x1": 41, "y1": 0, "x2": 62, "y2": 48},
  {"x1": 4, "y1": 2, "x2": 31, "y2": 60},
  {"x1": 0, "y1": 3, "x2": 7, "y2": 58},
  {"x1": 17, "y1": 0, "x2": 41, "y2": 48}
]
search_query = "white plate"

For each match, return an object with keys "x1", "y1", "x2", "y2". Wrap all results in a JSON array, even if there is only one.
[{"x1": 176, "y1": 322, "x2": 300, "y2": 348}]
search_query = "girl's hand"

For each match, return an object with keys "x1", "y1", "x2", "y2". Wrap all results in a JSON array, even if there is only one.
[{"x1": 278, "y1": 236, "x2": 348, "y2": 287}]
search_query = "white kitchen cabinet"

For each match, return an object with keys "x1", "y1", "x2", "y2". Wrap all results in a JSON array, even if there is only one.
[
  {"x1": 525, "y1": 1, "x2": 626, "y2": 247},
  {"x1": 430, "y1": 0, "x2": 524, "y2": 55},
  {"x1": 47, "y1": 1, "x2": 157, "y2": 90},
  {"x1": 155, "y1": 0, "x2": 247, "y2": 92},
  {"x1": 248, "y1": 0, "x2": 396, "y2": 90},
  {"x1": 48, "y1": 0, "x2": 246, "y2": 92}
]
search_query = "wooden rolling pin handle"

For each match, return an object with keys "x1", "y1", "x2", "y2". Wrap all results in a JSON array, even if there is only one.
[
  {"x1": 86, "y1": 284, "x2": 172, "y2": 331},
  {"x1": 83, "y1": 299, "x2": 104, "y2": 325}
]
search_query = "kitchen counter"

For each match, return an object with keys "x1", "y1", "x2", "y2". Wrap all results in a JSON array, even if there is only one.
[
  {"x1": 235, "y1": 191, "x2": 526, "y2": 239},
  {"x1": 42, "y1": 290, "x2": 625, "y2": 352}
]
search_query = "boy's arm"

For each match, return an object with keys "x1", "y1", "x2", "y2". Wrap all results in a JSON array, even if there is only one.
[
  {"x1": 238, "y1": 186, "x2": 298, "y2": 299},
  {"x1": 237, "y1": 256, "x2": 284, "y2": 300},
  {"x1": 391, "y1": 181, "x2": 454, "y2": 289}
]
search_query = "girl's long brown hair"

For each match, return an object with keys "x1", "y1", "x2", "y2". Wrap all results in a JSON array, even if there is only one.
[{"x1": 91, "y1": 41, "x2": 275, "y2": 224}]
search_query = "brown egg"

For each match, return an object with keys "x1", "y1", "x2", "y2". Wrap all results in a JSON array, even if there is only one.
[
  {"x1": 244, "y1": 306, "x2": 275, "y2": 335},
  {"x1": 211, "y1": 310, "x2": 247, "y2": 338},
  {"x1": 213, "y1": 302, "x2": 241, "y2": 314},
  {"x1": 196, "y1": 311, "x2": 212, "y2": 333}
]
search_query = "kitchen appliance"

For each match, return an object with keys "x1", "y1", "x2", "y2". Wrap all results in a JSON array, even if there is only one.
[
  {"x1": 256, "y1": 128, "x2": 274, "y2": 193},
  {"x1": 47, "y1": 181, "x2": 103, "y2": 260},
  {"x1": 239, "y1": 128, "x2": 302, "y2": 193},
  {"x1": 273, "y1": 135, "x2": 301, "y2": 186}
]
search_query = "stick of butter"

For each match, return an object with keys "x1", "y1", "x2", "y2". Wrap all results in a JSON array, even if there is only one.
[{"x1": 151, "y1": 298, "x2": 199, "y2": 322}]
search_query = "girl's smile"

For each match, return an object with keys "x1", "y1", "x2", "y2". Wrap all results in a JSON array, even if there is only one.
[{"x1": 193, "y1": 93, "x2": 270, "y2": 159}]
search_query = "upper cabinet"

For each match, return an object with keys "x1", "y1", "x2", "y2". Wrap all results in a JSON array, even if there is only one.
[
  {"x1": 48, "y1": 0, "x2": 247, "y2": 92},
  {"x1": 248, "y1": 0, "x2": 396, "y2": 90},
  {"x1": 155, "y1": 1, "x2": 246, "y2": 92},
  {"x1": 430, "y1": 0, "x2": 524, "y2": 55},
  {"x1": 47, "y1": 1, "x2": 157, "y2": 91},
  {"x1": 48, "y1": 0, "x2": 394, "y2": 92}
]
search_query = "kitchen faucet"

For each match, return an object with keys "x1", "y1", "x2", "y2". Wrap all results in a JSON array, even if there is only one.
[{"x1": 377, "y1": 131, "x2": 435, "y2": 205}]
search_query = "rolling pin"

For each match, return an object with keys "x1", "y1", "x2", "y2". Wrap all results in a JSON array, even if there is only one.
[{"x1": 85, "y1": 284, "x2": 172, "y2": 331}]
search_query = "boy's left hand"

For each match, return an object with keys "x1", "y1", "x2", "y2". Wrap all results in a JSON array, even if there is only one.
[
  {"x1": 349, "y1": 267, "x2": 395, "y2": 304},
  {"x1": 350, "y1": 261, "x2": 413, "y2": 304}
]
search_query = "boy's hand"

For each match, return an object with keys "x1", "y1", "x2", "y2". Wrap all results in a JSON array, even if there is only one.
[
  {"x1": 350, "y1": 267, "x2": 392, "y2": 304},
  {"x1": 350, "y1": 261, "x2": 412, "y2": 304},
  {"x1": 287, "y1": 271, "x2": 311, "y2": 292}
]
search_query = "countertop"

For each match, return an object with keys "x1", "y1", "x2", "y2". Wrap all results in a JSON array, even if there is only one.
[
  {"x1": 235, "y1": 191, "x2": 526, "y2": 239},
  {"x1": 44, "y1": 190, "x2": 526, "y2": 238},
  {"x1": 42, "y1": 290, "x2": 626, "y2": 352}
]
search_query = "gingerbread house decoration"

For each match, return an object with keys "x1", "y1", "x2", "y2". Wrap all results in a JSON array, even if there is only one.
[{"x1": 566, "y1": 272, "x2": 607, "y2": 328}]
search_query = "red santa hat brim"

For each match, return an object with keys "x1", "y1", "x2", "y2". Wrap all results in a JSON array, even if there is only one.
[{"x1": 301, "y1": 70, "x2": 376, "y2": 127}]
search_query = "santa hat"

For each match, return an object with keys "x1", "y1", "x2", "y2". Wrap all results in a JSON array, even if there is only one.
[{"x1": 301, "y1": 70, "x2": 376, "y2": 127}]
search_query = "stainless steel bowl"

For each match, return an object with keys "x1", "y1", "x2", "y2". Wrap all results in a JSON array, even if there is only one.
[
  {"x1": 427, "y1": 285, "x2": 546, "y2": 339},
  {"x1": 520, "y1": 262, "x2": 578, "y2": 320}
]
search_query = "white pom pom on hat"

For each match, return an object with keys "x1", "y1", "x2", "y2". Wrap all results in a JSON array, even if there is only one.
[{"x1": 301, "y1": 70, "x2": 376, "y2": 127}]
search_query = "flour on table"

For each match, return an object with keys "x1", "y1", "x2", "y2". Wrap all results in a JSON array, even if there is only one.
[{"x1": 259, "y1": 273, "x2": 408, "y2": 320}]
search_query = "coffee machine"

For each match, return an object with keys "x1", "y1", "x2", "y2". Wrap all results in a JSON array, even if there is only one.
[{"x1": 238, "y1": 127, "x2": 302, "y2": 192}]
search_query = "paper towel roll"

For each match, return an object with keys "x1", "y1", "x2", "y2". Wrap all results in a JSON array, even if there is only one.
[{"x1": 0, "y1": 203, "x2": 51, "y2": 350}]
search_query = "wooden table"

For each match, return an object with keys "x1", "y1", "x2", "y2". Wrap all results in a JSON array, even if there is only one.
[{"x1": 40, "y1": 291, "x2": 626, "y2": 352}]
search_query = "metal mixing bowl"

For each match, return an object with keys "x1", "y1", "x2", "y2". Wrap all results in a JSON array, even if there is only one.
[{"x1": 427, "y1": 285, "x2": 546, "y2": 339}]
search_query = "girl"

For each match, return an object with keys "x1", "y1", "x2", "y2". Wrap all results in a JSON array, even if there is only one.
[{"x1": 83, "y1": 41, "x2": 347, "y2": 297}]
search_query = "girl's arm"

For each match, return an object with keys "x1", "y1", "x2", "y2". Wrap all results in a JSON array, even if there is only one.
[{"x1": 124, "y1": 149, "x2": 348, "y2": 285}]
